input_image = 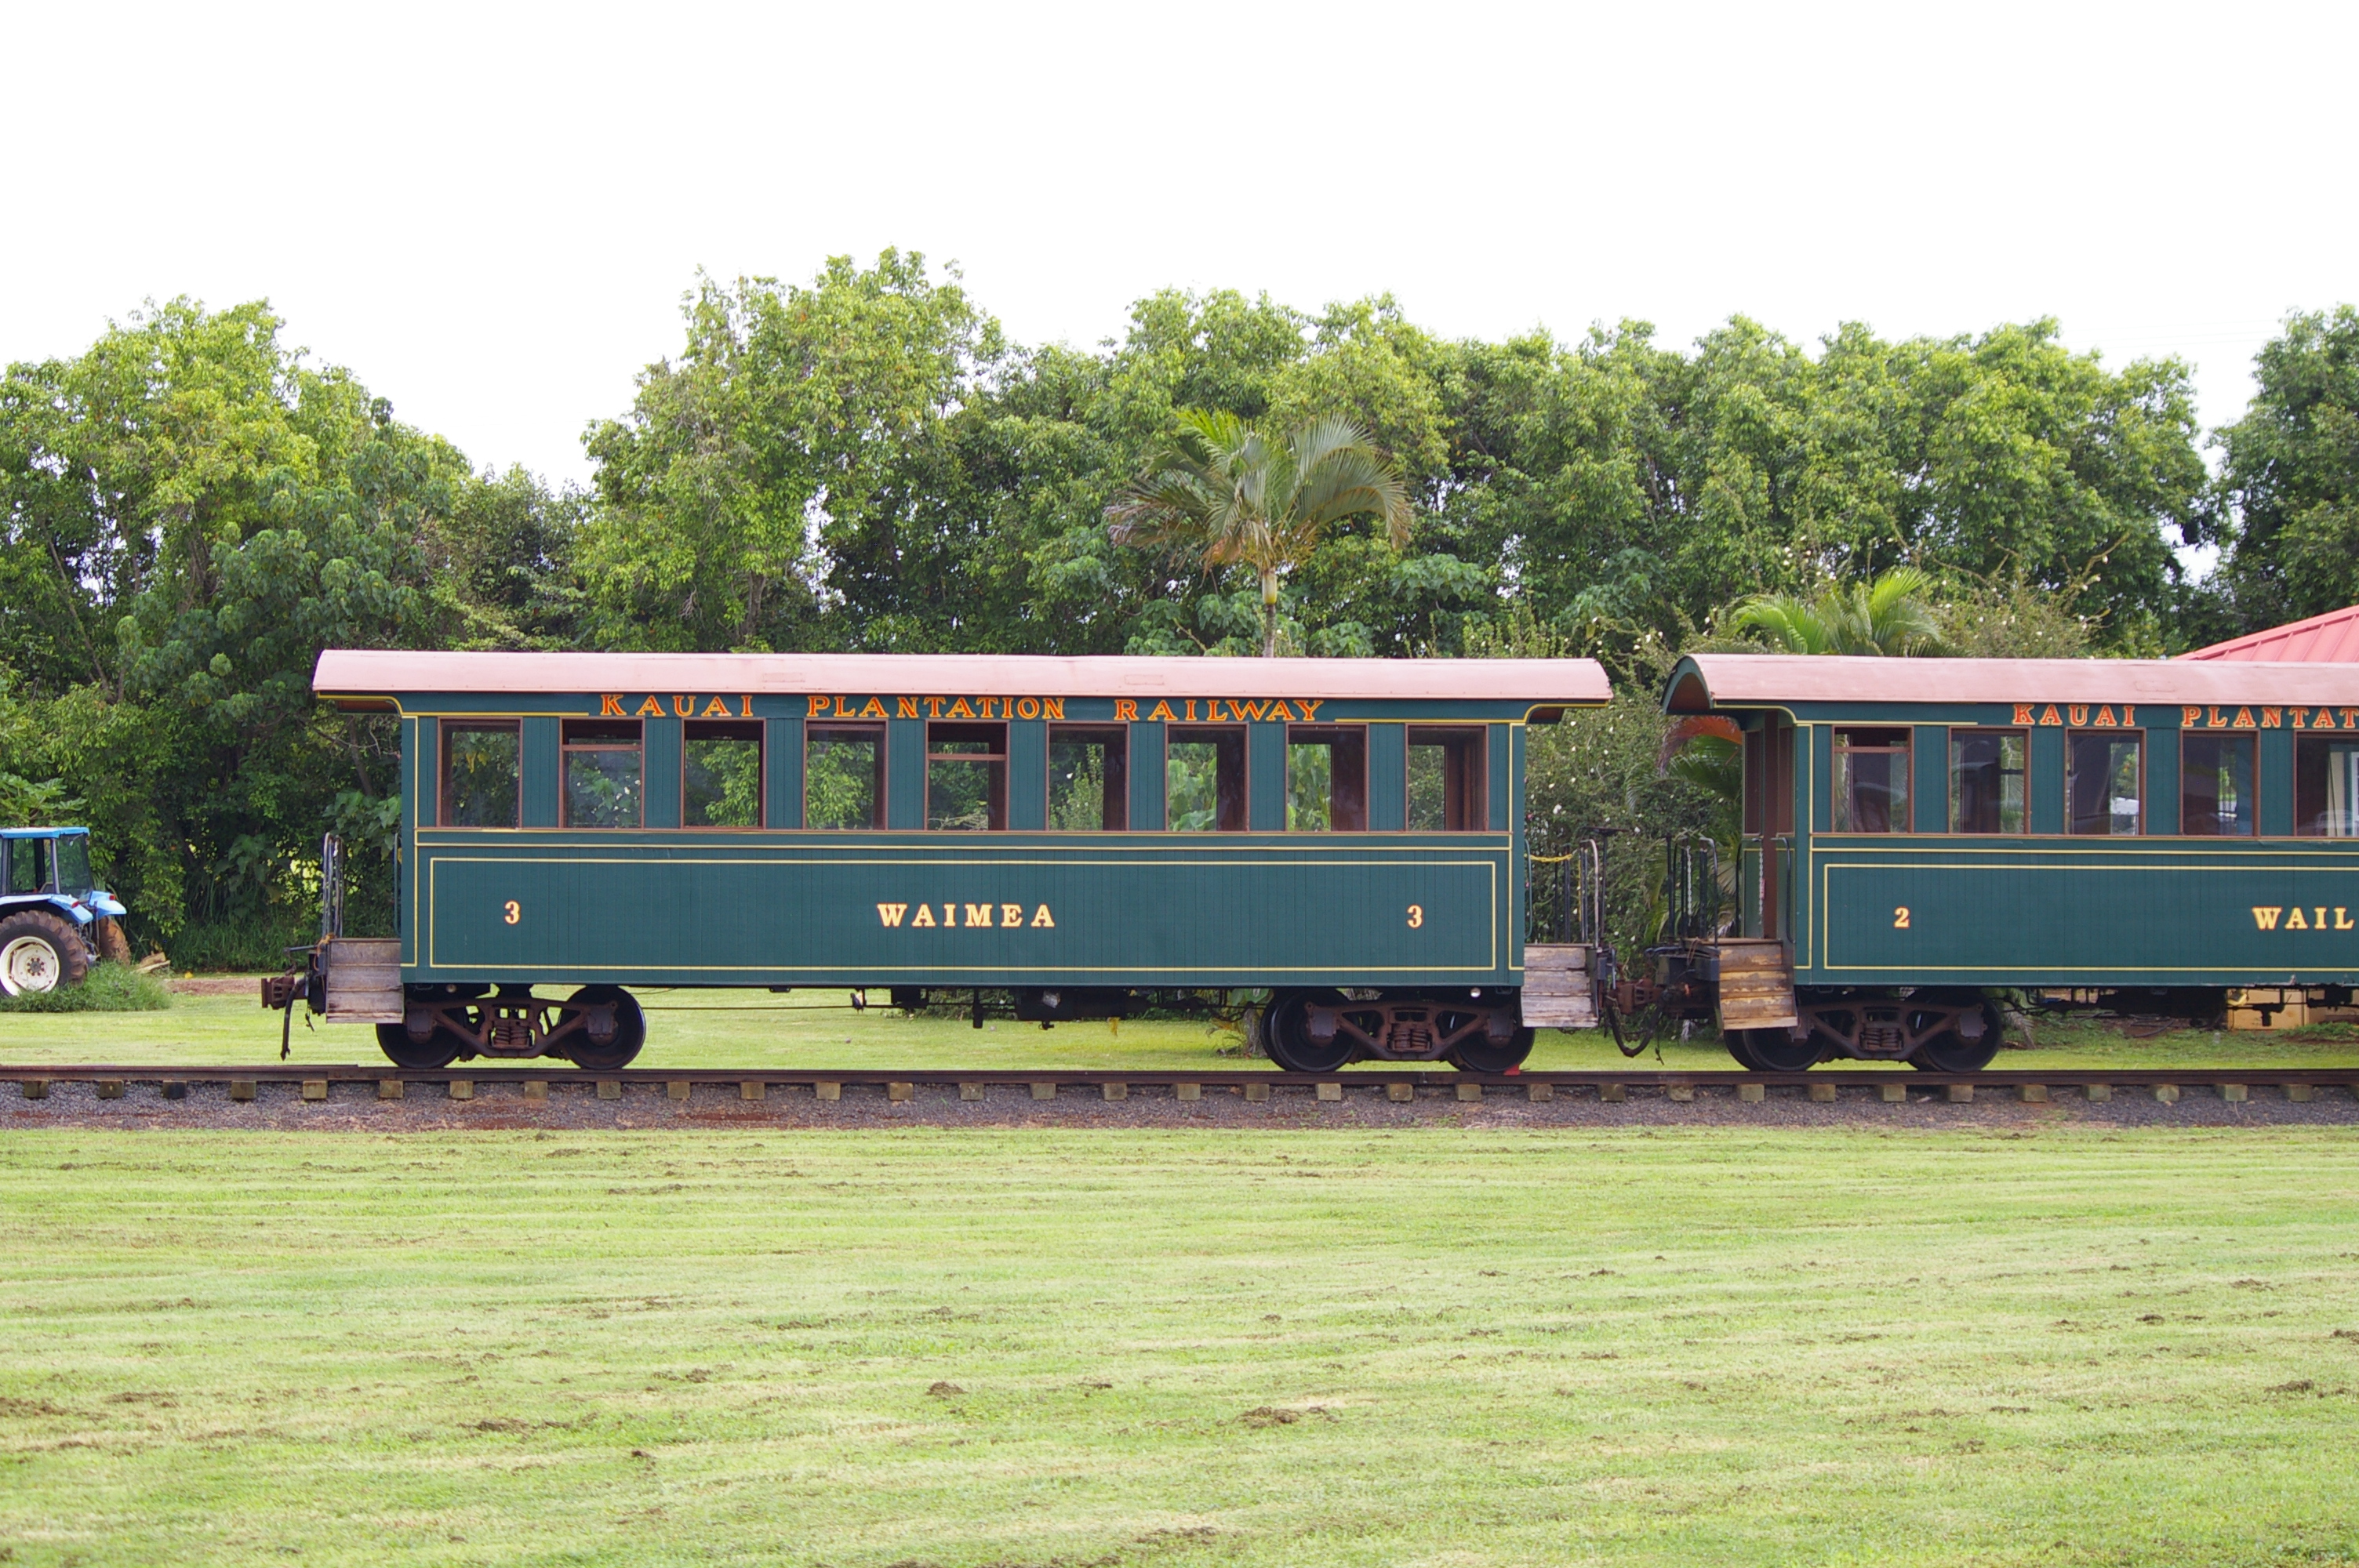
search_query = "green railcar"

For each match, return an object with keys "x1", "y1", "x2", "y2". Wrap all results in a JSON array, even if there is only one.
[
  {"x1": 1661, "y1": 654, "x2": 2359, "y2": 1070},
  {"x1": 313, "y1": 651, "x2": 1608, "y2": 1072}
]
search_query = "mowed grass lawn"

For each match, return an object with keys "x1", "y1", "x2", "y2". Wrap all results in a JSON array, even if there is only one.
[
  {"x1": 5, "y1": 988, "x2": 2359, "y2": 1073},
  {"x1": 2, "y1": 1128, "x2": 2357, "y2": 1566}
]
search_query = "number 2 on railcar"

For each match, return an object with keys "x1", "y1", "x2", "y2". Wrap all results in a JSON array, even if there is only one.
[{"x1": 294, "y1": 652, "x2": 1611, "y2": 1072}]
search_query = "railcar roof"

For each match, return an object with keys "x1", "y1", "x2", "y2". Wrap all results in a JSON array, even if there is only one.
[
  {"x1": 314, "y1": 650, "x2": 1611, "y2": 705},
  {"x1": 1666, "y1": 653, "x2": 2359, "y2": 711}
]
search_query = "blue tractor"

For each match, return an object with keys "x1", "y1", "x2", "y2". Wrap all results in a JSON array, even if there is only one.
[{"x1": 0, "y1": 828, "x2": 125, "y2": 996}]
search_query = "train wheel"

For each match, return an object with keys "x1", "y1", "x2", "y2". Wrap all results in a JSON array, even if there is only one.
[
  {"x1": 1263, "y1": 989, "x2": 1360, "y2": 1073},
  {"x1": 1907, "y1": 1032, "x2": 1999, "y2": 1073},
  {"x1": 376, "y1": 1022, "x2": 462, "y2": 1069},
  {"x1": 563, "y1": 985, "x2": 645, "y2": 1069},
  {"x1": 1722, "y1": 1032, "x2": 1768, "y2": 1070},
  {"x1": 1733, "y1": 1028, "x2": 1823, "y2": 1072},
  {"x1": 1447, "y1": 1027, "x2": 1535, "y2": 1073},
  {"x1": 1907, "y1": 1004, "x2": 2001, "y2": 1073}
]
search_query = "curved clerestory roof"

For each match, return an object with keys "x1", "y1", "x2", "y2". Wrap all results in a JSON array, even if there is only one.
[
  {"x1": 314, "y1": 650, "x2": 1613, "y2": 713},
  {"x1": 1664, "y1": 653, "x2": 2359, "y2": 713}
]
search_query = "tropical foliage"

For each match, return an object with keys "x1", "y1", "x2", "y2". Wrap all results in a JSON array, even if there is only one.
[{"x1": 0, "y1": 256, "x2": 2349, "y2": 958}]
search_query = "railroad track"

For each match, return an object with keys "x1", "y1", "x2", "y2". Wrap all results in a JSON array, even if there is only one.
[{"x1": 6, "y1": 1063, "x2": 2355, "y2": 1108}]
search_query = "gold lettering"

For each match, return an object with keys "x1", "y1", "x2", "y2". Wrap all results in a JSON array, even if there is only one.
[
  {"x1": 2339, "y1": 908, "x2": 2354, "y2": 931},
  {"x1": 2041, "y1": 706, "x2": 2062, "y2": 726},
  {"x1": 600, "y1": 694, "x2": 626, "y2": 717},
  {"x1": 899, "y1": 696, "x2": 919, "y2": 718},
  {"x1": 833, "y1": 696, "x2": 854, "y2": 718},
  {"x1": 1270, "y1": 699, "x2": 1298, "y2": 722},
  {"x1": 702, "y1": 695, "x2": 731, "y2": 717},
  {"x1": 809, "y1": 695, "x2": 831, "y2": 717},
  {"x1": 2341, "y1": 708, "x2": 2359, "y2": 729},
  {"x1": 2069, "y1": 705, "x2": 2090, "y2": 725},
  {"x1": 2252, "y1": 906, "x2": 2284, "y2": 930},
  {"x1": 2295, "y1": 706, "x2": 2310, "y2": 728},
  {"x1": 2233, "y1": 706, "x2": 2256, "y2": 728},
  {"x1": 963, "y1": 902, "x2": 994, "y2": 927},
  {"x1": 875, "y1": 902, "x2": 908, "y2": 927},
  {"x1": 741, "y1": 695, "x2": 754, "y2": 717},
  {"x1": 2287, "y1": 907, "x2": 2310, "y2": 931},
  {"x1": 1114, "y1": 699, "x2": 1137, "y2": 721},
  {"x1": 2015, "y1": 703, "x2": 2037, "y2": 724},
  {"x1": 859, "y1": 698, "x2": 887, "y2": 719},
  {"x1": 1185, "y1": 699, "x2": 1197, "y2": 721},
  {"x1": 947, "y1": 698, "x2": 975, "y2": 720},
  {"x1": 673, "y1": 695, "x2": 694, "y2": 717},
  {"x1": 2317, "y1": 907, "x2": 2330, "y2": 931},
  {"x1": 634, "y1": 695, "x2": 664, "y2": 717},
  {"x1": 2183, "y1": 706, "x2": 2203, "y2": 727},
  {"x1": 925, "y1": 697, "x2": 945, "y2": 718},
  {"x1": 2208, "y1": 706, "x2": 2226, "y2": 728},
  {"x1": 1203, "y1": 700, "x2": 1228, "y2": 721},
  {"x1": 1296, "y1": 699, "x2": 1322, "y2": 720},
  {"x1": 1016, "y1": 696, "x2": 1041, "y2": 720},
  {"x1": 912, "y1": 903, "x2": 937, "y2": 927},
  {"x1": 2121, "y1": 706, "x2": 2135, "y2": 727},
  {"x1": 942, "y1": 903, "x2": 956, "y2": 926},
  {"x1": 2094, "y1": 706, "x2": 2116, "y2": 727},
  {"x1": 2319, "y1": 709, "x2": 2339, "y2": 730},
  {"x1": 1042, "y1": 699, "x2": 1065, "y2": 720},
  {"x1": 1147, "y1": 700, "x2": 1176, "y2": 722},
  {"x1": 2263, "y1": 706, "x2": 2284, "y2": 728},
  {"x1": 1001, "y1": 902, "x2": 1023, "y2": 927},
  {"x1": 1030, "y1": 903, "x2": 1055, "y2": 928}
]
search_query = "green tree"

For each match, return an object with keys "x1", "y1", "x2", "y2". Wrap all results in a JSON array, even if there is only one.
[
  {"x1": 1107, "y1": 411, "x2": 1414, "y2": 656},
  {"x1": 1728, "y1": 566, "x2": 1946, "y2": 655},
  {"x1": 580, "y1": 252, "x2": 998, "y2": 652},
  {"x1": 2205, "y1": 307, "x2": 2359, "y2": 633}
]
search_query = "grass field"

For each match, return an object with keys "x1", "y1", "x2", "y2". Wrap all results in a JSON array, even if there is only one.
[
  {"x1": 4, "y1": 987, "x2": 2359, "y2": 1074},
  {"x1": 2, "y1": 1125, "x2": 2357, "y2": 1566}
]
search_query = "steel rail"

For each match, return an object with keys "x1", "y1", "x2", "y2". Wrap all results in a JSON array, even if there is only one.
[{"x1": 5, "y1": 1065, "x2": 2357, "y2": 1092}]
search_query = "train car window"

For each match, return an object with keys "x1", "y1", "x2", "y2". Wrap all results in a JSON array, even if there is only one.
[
  {"x1": 1406, "y1": 727, "x2": 1487, "y2": 831},
  {"x1": 441, "y1": 720, "x2": 521, "y2": 829},
  {"x1": 2181, "y1": 732, "x2": 2255, "y2": 837},
  {"x1": 805, "y1": 724, "x2": 884, "y2": 829},
  {"x1": 1166, "y1": 726, "x2": 1246, "y2": 831},
  {"x1": 928, "y1": 722, "x2": 1007, "y2": 830},
  {"x1": 562, "y1": 720, "x2": 643, "y2": 828},
  {"x1": 2067, "y1": 732, "x2": 2142, "y2": 835},
  {"x1": 2295, "y1": 736, "x2": 2359, "y2": 836},
  {"x1": 683, "y1": 720, "x2": 763, "y2": 828},
  {"x1": 1286, "y1": 725, "x2": 1369, "y2": 831},
  {"x1": 1948, "y1": 730, "x2": 2025, "y2": 833},
  {"x1": 1049, "y1": 725, "x2": 1128, "y2": 831},
  {"x1": 1831, "y1": 729, "x2": 1910, "y2": 833}
]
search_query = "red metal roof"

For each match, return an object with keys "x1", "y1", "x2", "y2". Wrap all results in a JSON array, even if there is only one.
[
  {"x1": 1668, "y1": 653, "x2": 2359, "y2": 710},
  {"x1": 2180, "y1": 604, "x2": 2359, "y2": 662},
  {"x1": 314, "y1": 650, "x2": 1612, "y2": 706}
]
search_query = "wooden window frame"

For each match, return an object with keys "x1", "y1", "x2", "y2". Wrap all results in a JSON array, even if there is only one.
[
  {"x1": 561, "y1": 718, "x2": 644, "y2": 829},
  {"x1": 1831, "y1": 727, "x2": 1912, "y2": 834},
  {"x1": 1164, "y1": 724, "x2": 1249, "y2": 833},
  {"x1": 682, "y1": 718, "x2": 765, "y2": 830},
  {"x1": 1946, "y1": 728, "x2": 2027, "y2": 835},
  {"x1": 804, "y1": 722, "x2": 886, "y2": 831},
  {"x1": 2179, "y1": 730, "x2": 2257, "y2": 839},
  {"x1": 1047, "y1": 723, "x2": 1129, "y2": 832},
  {"x1": 1405, "y1": 724, "x2": 1488, "y2": 833},
  {"x1": 927, "y1": 720, "x2": 1008, "y2": 832},
  {"x1": 2066, "y1": 729, "x2": 2143, "y2": 837},
  {"x1": 439, "y1": 718, "x2": 522, "y2": 830}
]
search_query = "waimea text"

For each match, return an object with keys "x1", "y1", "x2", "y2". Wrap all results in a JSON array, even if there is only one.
[{"x1": 878, "y1": 902, "x2": 1056, "y2": 929}]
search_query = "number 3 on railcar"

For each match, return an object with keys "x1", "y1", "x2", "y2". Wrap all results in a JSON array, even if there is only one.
[
  {"x1": 1649, "y1": 655, "x2": 2359, "y2": 1071},
  {"x1": 296, "y1": 652, "x2": 1611, "y2": 1072}
]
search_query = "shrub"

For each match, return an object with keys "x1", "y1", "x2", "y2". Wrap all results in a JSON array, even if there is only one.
[{"x1": 0, "y1": 960, "x2": 169, "y2": 1013}]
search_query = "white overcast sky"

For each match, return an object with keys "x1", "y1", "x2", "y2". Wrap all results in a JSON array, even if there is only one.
[{"x1": 6, "y1": 0, "x2": 2350, "y2": 488}]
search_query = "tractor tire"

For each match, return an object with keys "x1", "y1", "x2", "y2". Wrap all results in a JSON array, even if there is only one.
[{"x1": 0, "y1": 910, "x2": 88, "y2": 996}]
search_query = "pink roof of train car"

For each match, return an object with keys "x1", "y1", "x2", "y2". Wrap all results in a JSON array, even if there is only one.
[
  {"x1": 314, "y1": 649, "x2": 1612, "y2": 706},
  {"x1": 1668, "y1": 654, "x2": 2359, "y2": 710}
]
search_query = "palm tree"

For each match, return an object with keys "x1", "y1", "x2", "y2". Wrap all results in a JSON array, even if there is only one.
[
  {"x1": 1107, "y1": 411, "x2": 1414, "y2": 657},
  {"x1": 1729, "y1": 566, "x2": 1946, "y2": 655}
]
